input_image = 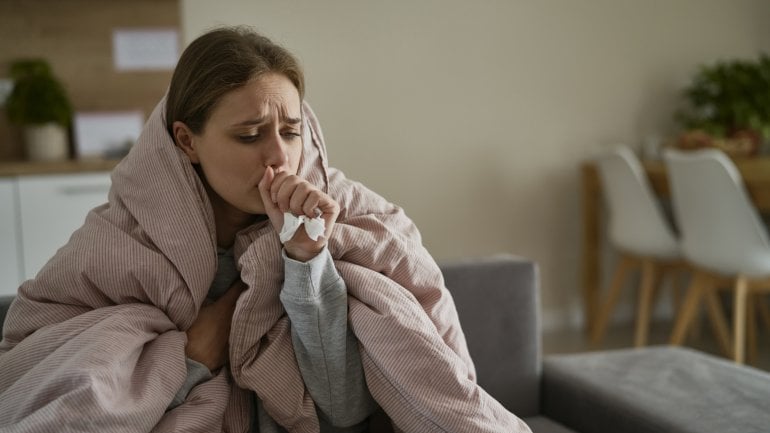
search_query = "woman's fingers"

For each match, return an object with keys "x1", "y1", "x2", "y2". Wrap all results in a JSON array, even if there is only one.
[
  {"x1": 258, "y1": 167, "x2": 280, "y2": 216},
  {"x1": 270, "y1": 173, "x2": 333, "y2": 218},
  {"x1": 288, "y1": 182, "x2": 314, "y2": 215},
  {"x1": 301, "y1": 192, "x2": 323, "y2": 217},
  {"x1": 270, "y1": 172, "x2": 300, "y2": 213},
  {"x1": 185, "y1": 282, "x2": 244, "y2": 371},
  {"x1": 261, "y1": 171, "x2": 340, "y2": 259}
]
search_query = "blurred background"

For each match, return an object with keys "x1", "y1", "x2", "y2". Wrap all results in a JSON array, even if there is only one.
[{"x1": 1, "y1": 0, "x2": 769, "y2": 339}]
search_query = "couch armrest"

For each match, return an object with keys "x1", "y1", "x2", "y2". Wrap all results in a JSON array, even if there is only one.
[{"x1": 440, "y1": 255, "x2": 540, "y2": 418}]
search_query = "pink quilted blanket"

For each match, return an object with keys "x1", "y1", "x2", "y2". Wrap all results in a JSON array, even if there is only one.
[{"x1": 0, "y1": 98, "x2": 529, "y2": 433}]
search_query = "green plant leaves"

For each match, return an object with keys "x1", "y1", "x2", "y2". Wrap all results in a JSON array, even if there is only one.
[
  {"x1": 678, "y1": 54, "x2": 770, "y2": 140},
  {"x1": 5, "y1": 59, "x2": 72, "y2": 127}
]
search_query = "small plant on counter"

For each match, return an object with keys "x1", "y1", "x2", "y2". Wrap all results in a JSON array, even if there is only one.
[
  {"x1": 5, "y1": 59, "x2": 73, "y2": 161},
  {"x1": 6, "y1": 59, "x2": 72, "y2": 127}
]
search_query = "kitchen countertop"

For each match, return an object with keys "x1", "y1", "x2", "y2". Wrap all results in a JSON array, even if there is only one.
[{"x1": 0, "y1": 159, "x2": 120, "y2": 177}]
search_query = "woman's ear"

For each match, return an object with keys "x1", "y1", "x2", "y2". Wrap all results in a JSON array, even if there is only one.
[{"x1": 172, "y1": 121, "x2": 200, "y2": 164}]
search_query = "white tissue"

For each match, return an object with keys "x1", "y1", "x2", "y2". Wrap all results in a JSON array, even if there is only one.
[{"x1": 279, "y1": 212, "x2": 326, "y2": 243}]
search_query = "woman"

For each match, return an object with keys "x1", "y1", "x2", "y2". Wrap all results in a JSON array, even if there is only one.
[
  {"x1": 165, "y1": 28, "x2": 375, "y2": 432},
  {"x1": 0, "y1": 27, "x2": 530, "y2": 433}
]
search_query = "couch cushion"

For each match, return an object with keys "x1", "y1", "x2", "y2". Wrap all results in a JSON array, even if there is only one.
[
  {"x1": 524, "y1": 416, "x2": 578, "y2": 433},
  {"x1": 542, "y1": 346, "x2": 770, "y2": 433}
]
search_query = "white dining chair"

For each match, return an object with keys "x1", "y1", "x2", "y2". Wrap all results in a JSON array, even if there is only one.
[
  {"x1": 665, "y1": 148, "x2": 770, "y2": 364},
  {"x1": 591, "y1": 146, "x2": 685, "y2": 347}
]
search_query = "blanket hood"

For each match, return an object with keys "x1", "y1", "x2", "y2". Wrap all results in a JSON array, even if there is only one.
[{"x1": 109, "y1": 96, "x2": 332, "y2": 307}]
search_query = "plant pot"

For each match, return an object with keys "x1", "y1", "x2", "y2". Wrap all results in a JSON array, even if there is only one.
[
  {"x1": 24, "y1": 123, "x2": 69, "y2": 161},
  {"x1": 674, "y1": 129, "x2": 760, "y2": 158}
]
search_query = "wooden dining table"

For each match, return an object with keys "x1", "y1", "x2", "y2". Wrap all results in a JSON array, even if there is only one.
[{"x1": 580, "y1": 156, "x2": 770, "y2": 334}]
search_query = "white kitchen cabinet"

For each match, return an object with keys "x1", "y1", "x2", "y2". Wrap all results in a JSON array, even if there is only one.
[
  {"x1": 17, "y1": 173, "x2": 112, "y2": 281},
  {"x1": 0, "y1": 179, "x2": 22, "y2": 296}
]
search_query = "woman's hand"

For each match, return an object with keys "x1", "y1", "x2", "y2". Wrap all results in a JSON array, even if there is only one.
[
  {"x1": 258, "y1": 167, "x2": 340, "y2": 262},
  {"x1": 185, "y1": 280, "x2": 245, "y2": 371}
]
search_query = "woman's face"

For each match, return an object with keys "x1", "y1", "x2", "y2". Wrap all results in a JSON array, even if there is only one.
[{"x1": 175, "y1": 73, "x2": 303, "y2": 216}]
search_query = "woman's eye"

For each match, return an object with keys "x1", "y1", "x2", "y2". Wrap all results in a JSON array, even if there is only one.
[
  {"x1": 238, "y1": 134, "x2": 259, "y2": 143},
  {"x1": 237, "y1": 132, "x2": 299, "y2": 143}
]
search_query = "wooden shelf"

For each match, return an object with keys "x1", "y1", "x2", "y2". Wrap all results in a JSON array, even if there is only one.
[{"x1": 0, "y1": 159, "x2": 120, "y2": 177}]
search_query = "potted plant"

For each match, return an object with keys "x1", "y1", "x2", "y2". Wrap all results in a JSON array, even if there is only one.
[
  {"x1": 5, "y1": 59, "x2": 73, "y2": 161},
  {"x1": 675, "y1": 54, "x2": 770, "y2": 157}
]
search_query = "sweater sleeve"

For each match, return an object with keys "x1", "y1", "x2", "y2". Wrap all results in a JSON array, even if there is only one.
[
  {"x1": 167, "y1": 357, "x2": 213, "y2": 410},
  {"x1": 280, "y1": 247, "x2": 377, "y2": 428}
]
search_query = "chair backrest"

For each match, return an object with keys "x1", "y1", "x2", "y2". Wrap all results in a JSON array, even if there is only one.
[
  {"x1": 595, "y1": 146, "x2": 679, "y2": 259},
  {"x1": 664, "y1": 148, "x2": 770, "y2": 276}
]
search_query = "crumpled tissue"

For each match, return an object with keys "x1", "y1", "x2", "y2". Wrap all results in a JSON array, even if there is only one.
[{"x1": 279, "y1": 211, "x2": 325, "y2": 243}]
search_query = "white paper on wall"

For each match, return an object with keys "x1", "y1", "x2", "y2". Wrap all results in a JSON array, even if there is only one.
[
  {"x1": 112, "y1": 28, "x2": 179, "y2": 71},
  {"x1": 74, "y1": 111, "x2": 144, "y2": 159}
]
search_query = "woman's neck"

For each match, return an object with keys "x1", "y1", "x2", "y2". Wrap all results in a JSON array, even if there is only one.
[{"x1": 204, "y1": 182, "x2": 255, "y2": 249}]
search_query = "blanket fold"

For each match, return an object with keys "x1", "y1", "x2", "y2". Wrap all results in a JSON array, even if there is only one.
[{"x1": 0, "y1": 96, "x2": 528, "y2": 433}]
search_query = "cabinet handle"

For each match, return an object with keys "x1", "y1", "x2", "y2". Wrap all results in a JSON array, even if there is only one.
[{"x1": 58, "y1": 184, "x2": 111, "y2": 195}]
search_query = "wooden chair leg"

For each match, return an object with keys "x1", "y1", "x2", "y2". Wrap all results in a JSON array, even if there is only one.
[
  {"x1": 703, "y1": 285, "x2": 732, "y2": 359},
  {"x1": 635, "y1": 259, "x2": 660, "y2": 347},
  {"x1": 591, "y1": 255, "x2": 633, "y2": 345},
  {"x1": 733, "y1": 276, "x2": 749, "y2": 364},
  {"x1": 747, "y1": 293, "x2": 758, "y2": 365},
  {"x1": 670, "y1": 271, "x2": 706, "y2": 345},
  {"x1": 671, "y1": 269, "x2": 701, "y2": 340}
]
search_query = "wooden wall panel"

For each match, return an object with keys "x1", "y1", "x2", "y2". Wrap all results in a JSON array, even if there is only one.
[{"x1": 0, "y1": 0, "x2": 179, "y2": 161}]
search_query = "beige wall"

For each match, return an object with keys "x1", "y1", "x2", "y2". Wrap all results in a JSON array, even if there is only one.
[{"x1": 182, "y1": 0, "x2": 770, "y2": 330}]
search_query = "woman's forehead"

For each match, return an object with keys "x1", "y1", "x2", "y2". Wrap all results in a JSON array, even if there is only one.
[{"x1": 213, "y1": 75, "x2": 302, "y2": 124}]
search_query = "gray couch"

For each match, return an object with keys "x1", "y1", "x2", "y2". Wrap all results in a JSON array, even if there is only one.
[
  {"x1": 443, "y1": 256, "x2": 770, "y2": 433},
  {"x1": 2, "y1": 256, "x2": 770, "y2": 432}
]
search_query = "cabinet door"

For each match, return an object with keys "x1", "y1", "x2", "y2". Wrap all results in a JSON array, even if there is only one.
[
  {"x1": 18, "y1": 173, "x2": 112, "y2": 280},
  {"x1": 0, "y1": 179, "x2": 22, "y2": 296}
]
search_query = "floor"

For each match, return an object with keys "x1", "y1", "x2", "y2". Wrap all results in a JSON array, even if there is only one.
[{"x1": 542, "y1": 318, "x2": 770, "y2": 373}]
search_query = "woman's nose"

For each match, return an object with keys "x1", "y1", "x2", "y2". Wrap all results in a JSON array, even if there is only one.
[{"x1": 263, "y1": 134, "x2": 289, "y2": 169}]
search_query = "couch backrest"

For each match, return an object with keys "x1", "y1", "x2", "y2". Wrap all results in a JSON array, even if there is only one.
[
  {"x1": 0, "y1": 256, "x2": 541, "y2": 417},
  {"x1": 0, "y1": 296, "x2": 12, "y2": 334},
  {"x1": 439, "y1": 255, "x2": 540, "y2": 418}
]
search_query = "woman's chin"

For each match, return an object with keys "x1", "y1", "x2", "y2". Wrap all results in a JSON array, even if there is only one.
[{"x1": 242, "y1": 204, "x2": 266, "y2": 216}]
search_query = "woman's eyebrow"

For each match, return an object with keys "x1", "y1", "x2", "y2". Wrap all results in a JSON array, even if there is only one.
[
  {"x1": 232, "y1": 115, "x2": 301, "y2": 127},
  {"x1": 233, "y1": 116, "x2": 267, "y2": 127}
]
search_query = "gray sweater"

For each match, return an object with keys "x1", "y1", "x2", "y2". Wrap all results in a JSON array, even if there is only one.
[{"x1": 171, "y1": 247, "x2": 377, "y2": 432}]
